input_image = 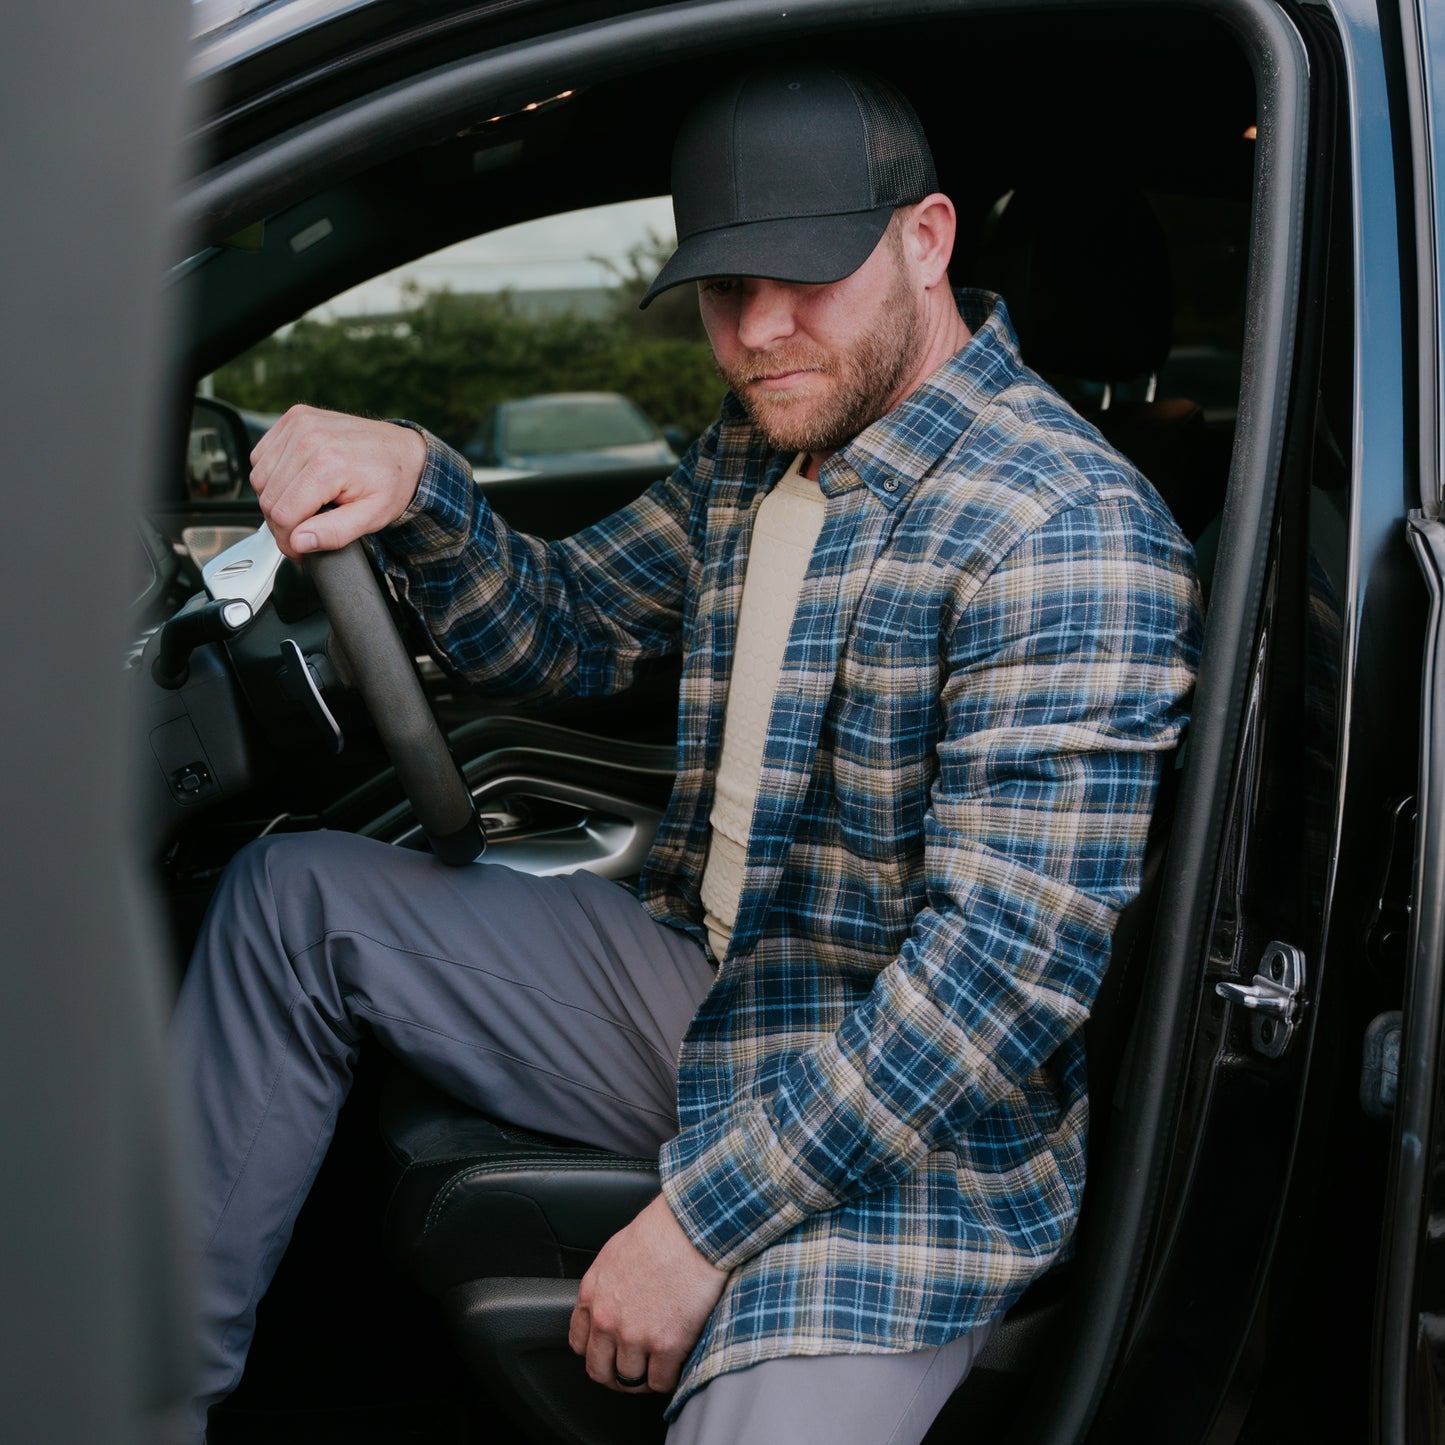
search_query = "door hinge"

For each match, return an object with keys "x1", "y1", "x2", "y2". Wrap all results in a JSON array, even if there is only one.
[{"x1": 1214, "y1": 941, "x2": 1306, "y2": 1058}]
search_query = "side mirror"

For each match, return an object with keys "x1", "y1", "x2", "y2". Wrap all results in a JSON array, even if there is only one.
[
  {"x1": 185, "y1": 397, "x2": 253, "y2": 503},
  {"x1": 662, "y1": 425, "x2": 690, "y2": 454}
]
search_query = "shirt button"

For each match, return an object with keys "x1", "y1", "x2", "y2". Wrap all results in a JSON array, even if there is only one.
[{"x1": 883, "y1": 477, "x2": 899, "y2": 493}]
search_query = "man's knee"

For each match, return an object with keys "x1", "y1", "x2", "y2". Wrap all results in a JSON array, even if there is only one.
[
  {"x1": 181, "y1": 832, "x2": 404, "y2": 1053},
  {"x1": 215, "y1": 830, "x2": 383, "y2": 924},
  {"x1": 192, "y1": 831, "x2": 387, "y2": 991}
]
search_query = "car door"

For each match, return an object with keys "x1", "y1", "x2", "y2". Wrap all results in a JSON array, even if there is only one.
[
  {"x1": 1373, "y1": 0, "x2": 1445, "y2": 1436},
  {"x1": 0, "y1": 3, "x2": 194, "y2": 1443}
]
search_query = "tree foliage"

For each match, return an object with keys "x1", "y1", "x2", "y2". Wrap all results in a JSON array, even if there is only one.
[{"x1": 213, "y1": 253, "x2": 725, "y2": 453}]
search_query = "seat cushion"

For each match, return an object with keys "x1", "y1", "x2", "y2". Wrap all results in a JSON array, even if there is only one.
[{"x1": 379, "y1": 1066, "x2": 661, "y2": 1296}]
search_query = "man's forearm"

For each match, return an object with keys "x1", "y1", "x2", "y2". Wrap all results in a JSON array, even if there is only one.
[{"x1": 376, "y1": 430, "x2": 698, "y2": 700}]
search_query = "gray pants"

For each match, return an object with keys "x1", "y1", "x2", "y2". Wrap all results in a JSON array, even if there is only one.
[{"x1": 173, "y1": 831, "x2": 990, "y2": 1443}]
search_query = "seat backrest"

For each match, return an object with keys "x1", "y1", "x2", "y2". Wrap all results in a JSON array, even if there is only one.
[
  {"x1": 975, "y1": 184, "x2": 1174, "y2": 383},
  {"x1": 973, "y1": 185, "x2": 1220, "y2": 554}
]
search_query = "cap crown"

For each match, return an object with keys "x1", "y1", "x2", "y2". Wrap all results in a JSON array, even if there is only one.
[{"x1": 671, "y1": 65, "x2": 937, "y2": 242}]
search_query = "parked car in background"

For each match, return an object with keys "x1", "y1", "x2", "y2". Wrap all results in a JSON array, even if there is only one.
[{"x1": 461, "y1": 391, "x2": 680, "y2": 475}]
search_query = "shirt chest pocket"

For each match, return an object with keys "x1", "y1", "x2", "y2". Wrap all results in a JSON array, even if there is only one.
[{"x1": 828, "y1": 627, "x2": 942, "y2": 859}]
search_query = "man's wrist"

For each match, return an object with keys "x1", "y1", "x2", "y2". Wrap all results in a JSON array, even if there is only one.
[
  {"x1": 384, "y1": 421, "x2": 446, "y2": 527},
  {"x1": 380, "y1": 424, "x2": 481, "y2": 550}
]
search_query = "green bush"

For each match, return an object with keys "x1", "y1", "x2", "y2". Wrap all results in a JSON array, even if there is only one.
[{"x1": 212, "y1": 279, "x2": 725, "y2": 454}]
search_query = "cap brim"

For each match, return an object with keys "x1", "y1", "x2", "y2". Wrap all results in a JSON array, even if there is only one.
[{"x1": 639, "y1": 204, "x2": 895, "y2": 309}]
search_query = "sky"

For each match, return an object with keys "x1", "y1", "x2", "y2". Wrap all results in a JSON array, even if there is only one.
[{"x1": 309, "y1": 195, "x2": 676, "y2": 320}]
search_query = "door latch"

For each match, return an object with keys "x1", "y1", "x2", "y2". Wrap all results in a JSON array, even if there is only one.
[{"x1": 1214, "y1": 941, "x2": 1306, "y2": 1059}]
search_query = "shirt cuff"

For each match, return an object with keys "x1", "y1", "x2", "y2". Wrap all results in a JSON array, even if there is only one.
[
  {"x1": 384, "y1": 423, "x2": 479, "y2": 551},
  {"x1": 658, "y1": 1102, "x2": 828, "y2": 1270}
]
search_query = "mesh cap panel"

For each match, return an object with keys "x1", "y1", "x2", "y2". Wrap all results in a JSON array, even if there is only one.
[{"x1": 845, "y1": 74, "x2": 938, "y2": 204}]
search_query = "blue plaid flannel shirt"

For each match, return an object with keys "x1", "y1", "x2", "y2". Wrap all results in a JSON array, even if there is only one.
[{"x1": 379, "y1": 292, "x2": 1202, "y2": 1410}]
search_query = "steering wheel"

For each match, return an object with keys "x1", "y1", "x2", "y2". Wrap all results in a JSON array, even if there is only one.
[{"x1": 306, "y1": 541, "x2": 486, "y2": 866}]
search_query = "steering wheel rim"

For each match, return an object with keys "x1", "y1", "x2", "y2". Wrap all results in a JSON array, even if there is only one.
[{"x1": 306, "y1": 540, "x2": 486, "y2": 866}]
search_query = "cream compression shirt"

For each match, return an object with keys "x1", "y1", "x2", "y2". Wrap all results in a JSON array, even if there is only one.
[{"x1": 701, "y1": 452, "x2": 827, "y2": 960}]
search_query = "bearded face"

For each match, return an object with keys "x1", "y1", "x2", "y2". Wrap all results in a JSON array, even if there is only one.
[{"x1": 701, "y1": 222, "x2": 927, "y2": 457}]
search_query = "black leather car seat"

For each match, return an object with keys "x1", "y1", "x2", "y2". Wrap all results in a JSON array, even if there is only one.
[
  {"x1": 378, "y1": 860, "x2": 1164, "y2": 1444},
  {"x1": 381, "y1": 1067, "x2": 670, "y2": 1443},
  {"x1": 377, "y1": 756, "x2": 1178, "y2": 1445},
  {"x1": 973, "y1": 184, "x2": 1225, "y2": 551}
]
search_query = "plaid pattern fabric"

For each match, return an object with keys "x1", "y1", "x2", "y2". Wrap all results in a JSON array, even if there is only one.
[{"x1": 379, "y1": 292, "x2": 1201, "y2": 1411}]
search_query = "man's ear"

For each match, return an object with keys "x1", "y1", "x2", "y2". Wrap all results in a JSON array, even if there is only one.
[{"x1": 906, "y1": 195, "x2": 956, "y2": 290}]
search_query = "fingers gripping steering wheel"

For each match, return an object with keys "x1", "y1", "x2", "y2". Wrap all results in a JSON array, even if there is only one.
[{"x1": 306, "y1": 541, "x2": 486, "y2": 866}]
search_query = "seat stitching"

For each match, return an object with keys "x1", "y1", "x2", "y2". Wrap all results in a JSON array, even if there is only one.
[
  {"x1": 397, "y1": 1147, "x2": 643, "y2": 1174},
  {"x1": 423, "y1": 1158, "x2": 658, "y2": 1237}
]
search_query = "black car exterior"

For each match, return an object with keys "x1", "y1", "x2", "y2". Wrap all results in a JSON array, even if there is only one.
[{"x1": 6, "y1": 1, "x2": 1445, "y2": 1443}]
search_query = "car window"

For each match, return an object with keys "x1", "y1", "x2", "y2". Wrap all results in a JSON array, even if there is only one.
[{"x1": 207, "y1": 197, "x2": 721, "y2": 470}]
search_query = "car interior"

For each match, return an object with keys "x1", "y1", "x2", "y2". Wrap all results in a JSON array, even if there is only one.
[{"x1": 145, "y1": 3, "x2": 1328, "y2": 1441}]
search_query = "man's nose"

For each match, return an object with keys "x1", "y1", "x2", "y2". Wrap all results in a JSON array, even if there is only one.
[{"x1": 735, "y1": 279, "x2": 797, "y2": 350}]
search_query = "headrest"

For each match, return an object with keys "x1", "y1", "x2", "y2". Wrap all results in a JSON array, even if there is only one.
[{"x1": 974, "y1": 186, "x2": 1173, "y2": 380}]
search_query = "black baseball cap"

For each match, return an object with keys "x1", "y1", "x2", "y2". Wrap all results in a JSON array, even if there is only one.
[{"x1": 640, "y1": 63, "x2": 937, "y2": 308}]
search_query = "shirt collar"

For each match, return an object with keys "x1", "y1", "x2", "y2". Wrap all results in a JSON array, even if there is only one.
[{"x1": 819, "y1": 289, "x2": 1024, "y2": 504}]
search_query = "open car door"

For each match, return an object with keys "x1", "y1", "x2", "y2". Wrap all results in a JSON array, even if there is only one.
[
  {"x1": 1375, "y1": 0, "x2": 1445, "y2": 1438},
  {"x1": 0, "y1": 3, "x2": 193, "y2": 1442}
]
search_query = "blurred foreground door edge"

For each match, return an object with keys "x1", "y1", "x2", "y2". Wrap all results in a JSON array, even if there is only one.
[{"x1": 0, "y1": 4, "x2": 195, "y2": 1443}]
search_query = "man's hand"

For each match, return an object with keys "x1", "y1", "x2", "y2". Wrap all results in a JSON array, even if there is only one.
[
  {"x1": 568, "y1": 1193, "x2": 729, "y2": 1395},
  {"x1": 249, "y1": 404, "x2": 428, "y2": 560}
]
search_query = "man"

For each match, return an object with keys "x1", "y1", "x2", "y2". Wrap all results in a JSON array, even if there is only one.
[{"x1": 175, "y1": 63, "x2": 1201, "y2": 1444}]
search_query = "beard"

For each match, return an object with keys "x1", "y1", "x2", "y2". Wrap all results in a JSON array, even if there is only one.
[{"x1": 716, "y1": 263, "x2": 924, "y2": 456}]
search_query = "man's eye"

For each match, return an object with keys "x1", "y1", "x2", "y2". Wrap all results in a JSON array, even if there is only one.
[{"x1": 700, "y1": 278, "x2": 737, "y2": 298}]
